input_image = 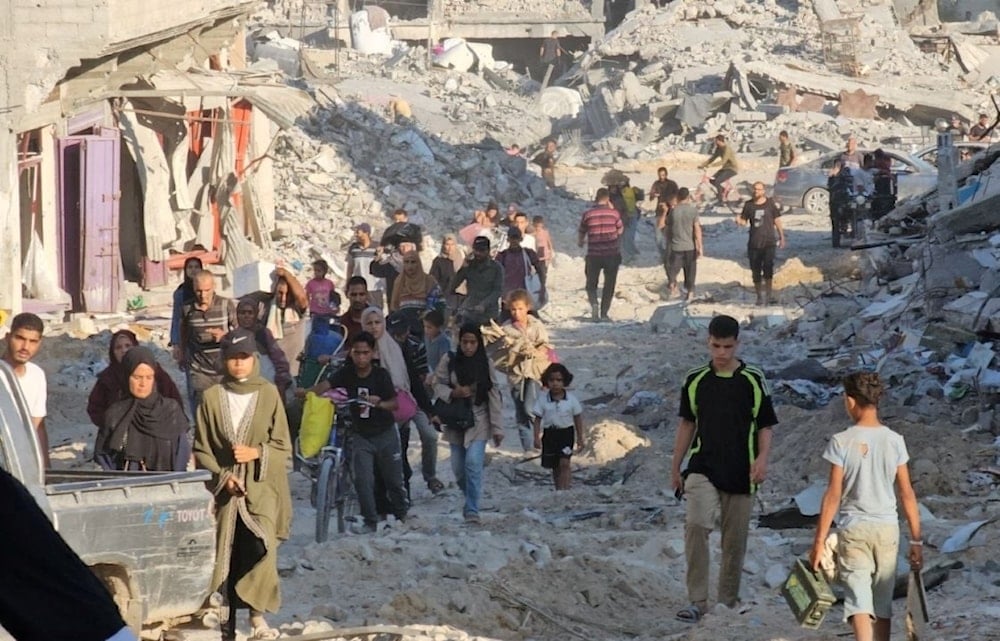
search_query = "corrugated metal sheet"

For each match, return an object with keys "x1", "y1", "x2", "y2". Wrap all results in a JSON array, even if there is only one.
[
  {"x1": 141, "y1": 70, "x2": 317, "y2": 129},
  {"x1": 242, "y1": 84, "x2": 316, "y2": 130}
]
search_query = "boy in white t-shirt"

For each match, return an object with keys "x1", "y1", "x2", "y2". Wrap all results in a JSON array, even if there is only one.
[
  {"x1": 531, "y1": 363, "x2": 584, "y2": 490},
  {"x1": 810, "y1": 372, "x2": 922, "y2": 641},
  {"x1": 2, "y1": 313, "x2": 49, "y2": 467}
]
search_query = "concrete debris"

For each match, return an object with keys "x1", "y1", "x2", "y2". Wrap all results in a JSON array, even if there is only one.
[
  {"x1": 836, "y1": 88, "x2": 880, "y2": 120},
  {"x1": 441, "y1": 0, "x2": 593, "y2": 19},
  {"x1": 350, "y1": 7, "x2": 394, "y2": 56}
]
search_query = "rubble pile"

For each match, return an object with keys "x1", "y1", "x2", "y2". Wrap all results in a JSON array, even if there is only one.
[
  {"x1": 554, "y1": 0, "x2": 996, "y2": 161},
  {"x1": 317, "y1": 46, "x2": 550, "y2": 146},
  {"x1": 265, "y1": 60, "x2": 584, "y2": 272}
]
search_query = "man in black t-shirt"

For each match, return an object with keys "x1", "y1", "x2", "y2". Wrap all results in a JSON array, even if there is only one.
[
  {"x1": 671, "y1": 315, "x2": 777, "y2": 623},
  {"x1": 737, "y1": 182, "x2": 786, "y2": 306},
  {"x1": 325, "y1": 332, "x2": 406, "y2": 532},
  {"x1": 650, "y1": 166, "x2": 679, "y2": 206},
  {"x1": 969, "y1": 113, "x2": 991, "y2": 141},
  {"x1": 0, "y1": 467, "x2": 137, "y2": 641}
]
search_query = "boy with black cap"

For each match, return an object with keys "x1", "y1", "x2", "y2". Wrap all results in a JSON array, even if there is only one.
[{"x1": 453, "y1": 236, "x2": 504, "y2": 326}]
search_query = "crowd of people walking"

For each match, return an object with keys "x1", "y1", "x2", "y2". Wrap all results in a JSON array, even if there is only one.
[{"x1": 0, "y1": 140, "x2": 924, "y2": 641}]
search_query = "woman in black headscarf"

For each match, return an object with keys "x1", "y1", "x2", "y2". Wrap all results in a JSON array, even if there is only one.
[
  {"x1": 431, "y1": 323, "x2": 503, "y2": 523},
  {"x1": 87, "y1": 329, "x2": 184, "y2": 428},
  {"x1": 170, "y1": 256, "x2": 204, "y2": 350},
  {"x1": 94, "y1": 347, "x2": 190, "y2": 471}
]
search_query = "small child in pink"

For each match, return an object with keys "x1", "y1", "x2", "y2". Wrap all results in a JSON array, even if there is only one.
[{"x1": 305, "y1": 259, "x2": 339, "y2": 317}]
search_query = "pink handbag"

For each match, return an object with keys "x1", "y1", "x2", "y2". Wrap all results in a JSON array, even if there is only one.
[{"x1": 393, "y1": 388, "x2": 418, "y2": 424}]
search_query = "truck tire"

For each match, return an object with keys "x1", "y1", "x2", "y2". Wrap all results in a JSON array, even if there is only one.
[
  {"x1": 315, "y1": 456, "x2": 337, "y2": 543},
  {"x1": 93, "y1": 567, "x2": 141, "y2": 633}
]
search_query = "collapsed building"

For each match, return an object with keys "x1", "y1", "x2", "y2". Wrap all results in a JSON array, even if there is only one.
[
  {"x1": 0, "y1": 0, "x2": 314, "y2": 317},
  {"x1": 4, "y1": 0, "x2": 1000, "y2": 319}
]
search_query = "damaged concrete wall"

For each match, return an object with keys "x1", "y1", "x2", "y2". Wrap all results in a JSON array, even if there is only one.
[
  {"x1": 443, "y1": 0, "x2": 593, "y2": 19},
  {"x1": 106, "y1": 0, "x2": 255, "y2": 45},
  {"x1": 893, "y1": 0, "x2": 940, "y2": 26},
  {"x1": 1, "y1": 0, "x2": 23, "y2": 314}
]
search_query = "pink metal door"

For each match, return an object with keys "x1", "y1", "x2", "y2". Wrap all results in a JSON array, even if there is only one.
[
  {"x1": 57, "y1": 133, "x2": 121, "y2": 312},
  {"x1": 81, "y1": 134, "x2": 121, "y2": 312},
  {"x1": 57, "y1": 138, "x2": 84, "y2": 309}
]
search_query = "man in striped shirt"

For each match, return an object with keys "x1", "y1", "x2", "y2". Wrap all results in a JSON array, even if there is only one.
[
  {"x1": 178, "y1": 270, "x2": 237, "y2": 414},
  {"x1": 578, "y1": 188, "x2": 623, "y2": 321}
]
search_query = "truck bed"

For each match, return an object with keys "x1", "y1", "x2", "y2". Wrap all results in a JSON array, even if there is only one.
[{"x1": 44, "y1": 468, "x2": 219, "y2": 625}]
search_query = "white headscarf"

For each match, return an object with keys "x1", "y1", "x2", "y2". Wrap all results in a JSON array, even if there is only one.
[{"x1": 360, "y1": 306, "x2": 410, "y2": 391}]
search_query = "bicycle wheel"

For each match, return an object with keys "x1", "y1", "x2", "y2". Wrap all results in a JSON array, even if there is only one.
[
  {"x1": 335, "y1": 458, "x2": 359, "y2": 535},
  {"x1": 314, "y1": 455, "x2": 337, "y2": 543}
]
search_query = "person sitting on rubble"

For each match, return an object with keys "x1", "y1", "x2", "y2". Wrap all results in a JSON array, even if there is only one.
[
  {"x1": 532, "y1": 139, "x2": 558, "y2": 188},
  {"x1": 869, "y1": 149, "x2": 897, "y2": 220}
]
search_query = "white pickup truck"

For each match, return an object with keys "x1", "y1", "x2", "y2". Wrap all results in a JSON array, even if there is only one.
[{"x1": 0, "y1": 361, "x2": 218, "y2": 638}]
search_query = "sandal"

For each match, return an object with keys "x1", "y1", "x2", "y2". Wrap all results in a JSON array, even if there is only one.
[
  {"x1": 427, "y1": 478, "x2": 445, "y2": 494},
  {"x1": 676, "y1": 604, "x2": 703, "y2": 623}
]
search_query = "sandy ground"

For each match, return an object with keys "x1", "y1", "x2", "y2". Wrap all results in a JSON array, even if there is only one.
[{"x1": 35, "y1": 159, "x2": 1000, "y2": 640}]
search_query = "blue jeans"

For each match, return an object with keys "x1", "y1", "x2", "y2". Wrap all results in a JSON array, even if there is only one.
[{"x1": 450, "y1": 439, "x2": 487, "y2": 516}]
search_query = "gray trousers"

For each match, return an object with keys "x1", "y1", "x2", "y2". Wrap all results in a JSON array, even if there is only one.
[
  {"x1": 353, "y1": 427, "x2": 407, "y2": 526},
  {"x1": 410, "y1": 410, "x2": 439, "y2": 482}
]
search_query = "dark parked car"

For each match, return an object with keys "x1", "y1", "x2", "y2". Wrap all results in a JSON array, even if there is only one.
[{"x1": 773, "y1": 149, "x2": 937, "y2": 215}]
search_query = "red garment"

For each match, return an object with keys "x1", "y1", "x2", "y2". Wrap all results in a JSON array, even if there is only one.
[{"x1": 338, "y1": 310, "x2": 364, "y2": 341}]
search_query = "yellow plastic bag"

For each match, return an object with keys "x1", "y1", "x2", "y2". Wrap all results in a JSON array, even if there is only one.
[{"x1": 299, "y1": 392, "x2": 334, "y2": 458}]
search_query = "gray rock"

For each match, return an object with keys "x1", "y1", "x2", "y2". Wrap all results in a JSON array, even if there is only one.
[
  {"x1": 302, "y1": 620, "x2": 336, "y2": 635},
  {"x1": 764, "y1": 564, "x2": 788, "y2": 589},
  {"x1": 663, "y1": 538, "x2": 685, "y2": 559},
  {"x1": 310, "y1": 603, "x2": 348, "y2": 621},
  {"x1": 776, "y1": 358, "x2": 833, "y2": 383}
]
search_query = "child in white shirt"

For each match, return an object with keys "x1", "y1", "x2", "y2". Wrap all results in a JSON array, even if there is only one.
[
  {"x1": 532, "y1": 363, "x2": 584, "y2": 490},
  {"x1": 810, "y1": 372, "x2": 922, "y2": 641}
]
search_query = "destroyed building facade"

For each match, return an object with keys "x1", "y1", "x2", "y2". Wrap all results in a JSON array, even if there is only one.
[{"x1": 0, "y1": 0, "x2": 314, "y2": 316}]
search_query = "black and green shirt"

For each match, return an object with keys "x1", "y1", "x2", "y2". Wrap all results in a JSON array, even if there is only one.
[{"x1": 679, "y1": 361, "x2": 778, "y2": 494}]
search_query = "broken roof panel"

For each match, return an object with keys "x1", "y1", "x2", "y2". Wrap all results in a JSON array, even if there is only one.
[
  {"x1": 134, "y1": 69, "x2": 316, "y2": 129},
  {"x1": 241, "y1": 83, "x2": 316, "y2": 130}
]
